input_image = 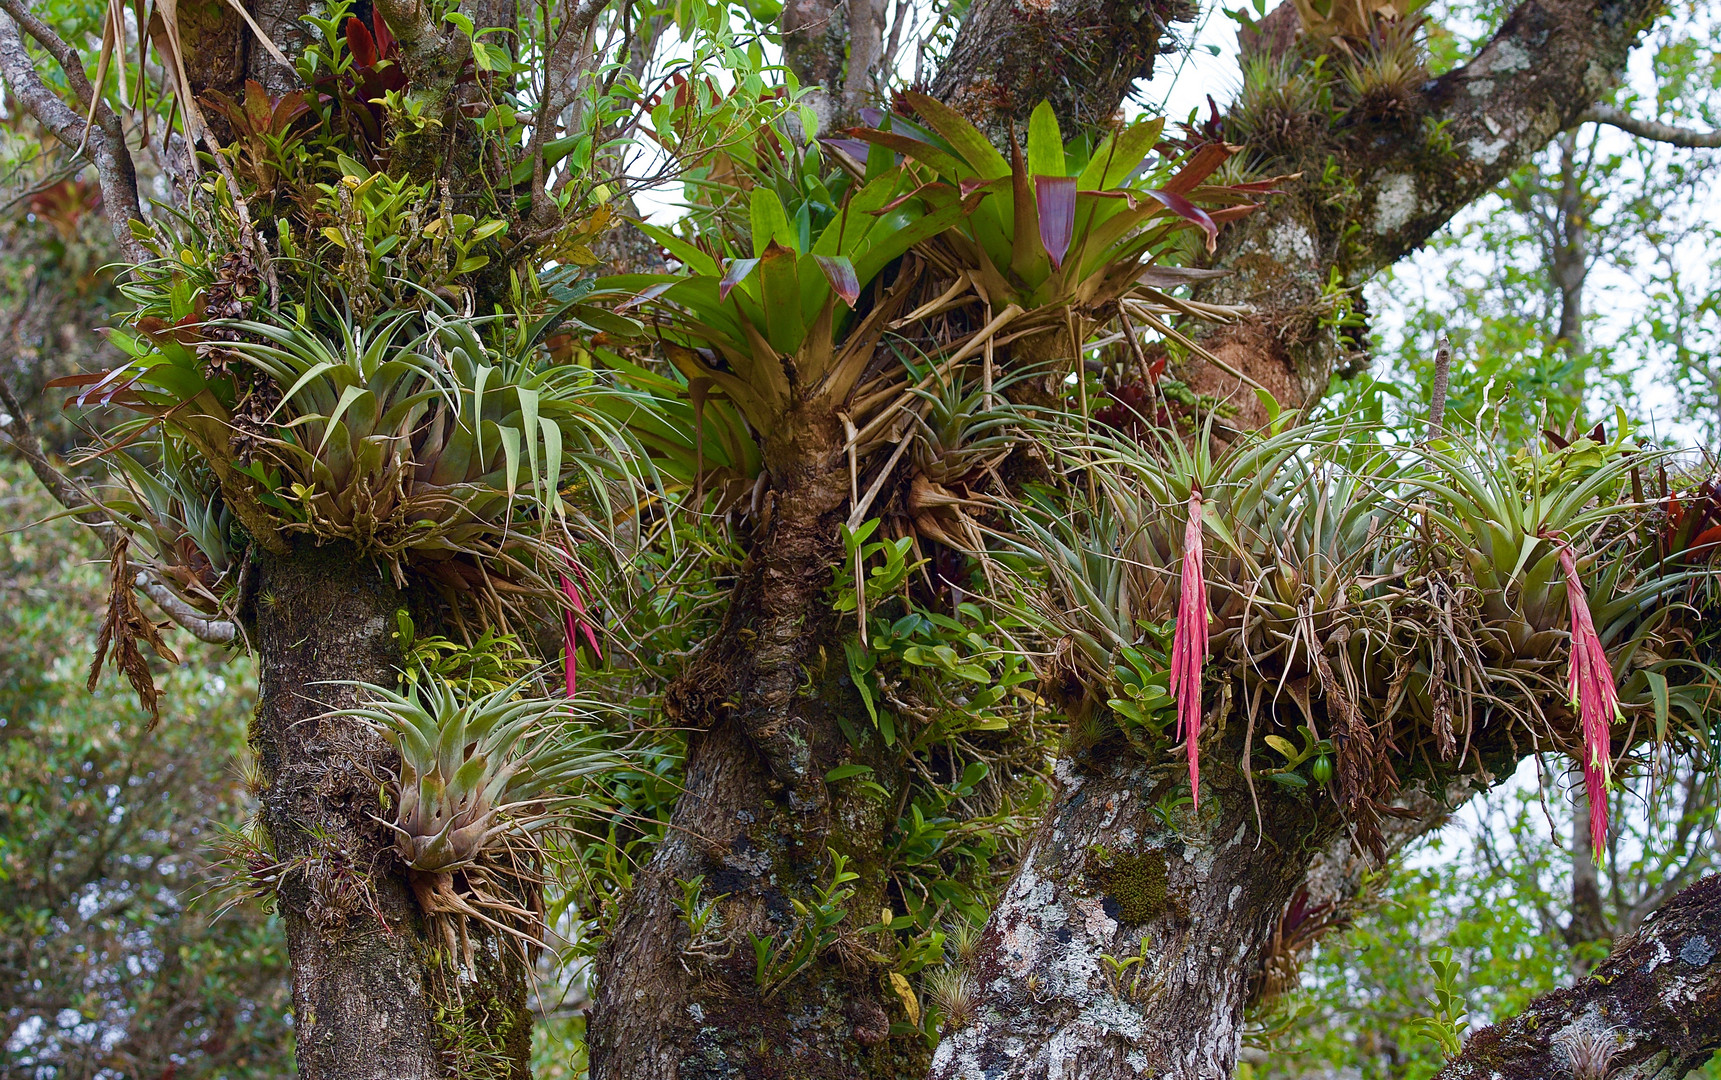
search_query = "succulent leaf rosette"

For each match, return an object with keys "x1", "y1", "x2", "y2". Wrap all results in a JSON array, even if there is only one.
[{"x1": 334, "y1": 675, "x2": 625, "y2": 873}]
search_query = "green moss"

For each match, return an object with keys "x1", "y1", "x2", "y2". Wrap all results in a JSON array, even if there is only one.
[{"x1": 1086, "y1": 846, "x2": 1170, "y2": 925}]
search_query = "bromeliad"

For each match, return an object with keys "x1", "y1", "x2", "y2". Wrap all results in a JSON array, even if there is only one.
[
  {"x1": 1556, "y1": 539, "x2": 1620, "y2": 862},
  {"x1": 1170, "y1": 489, "x2": 1208, "y2": 807}
]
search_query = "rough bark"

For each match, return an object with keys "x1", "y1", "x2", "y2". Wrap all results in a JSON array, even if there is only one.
[
  {"x1": 589, "y1": 411, "x2": 927, "y2": 1080},
  {"x1": 927, "y1": 0, "x2": 1192, "y2": 138},
  {"x1": 1436, "y1": 875, "x2": 1721, "y2": 1080},
  {"x1": 928, "y1": 728, "x2": 1330, "y2": 1080},
  {"x1": 782, "y1": 0, "x2": 888, "y2": 132},
  {"x1": 249, "y1": 543, "x2": 531, "y2": 1079}
]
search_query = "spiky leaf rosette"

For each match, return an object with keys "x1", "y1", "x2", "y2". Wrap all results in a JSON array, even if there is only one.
[
  {"x1": 993, "y1": 411, "x2": 1703, "y2": 853},
  {"x1": 332, "y1": 676, "x2": 625, "y2": 872}
]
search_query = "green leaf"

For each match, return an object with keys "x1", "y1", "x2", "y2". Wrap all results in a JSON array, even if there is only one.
[
  {"x1": 750, "y1": 187, "x2": 796, "y2": 257},
  {"x1": 826, "y1": 763, "x2": 875, "y2": 782},
  {"x1": 1026, "y1": 101, "x2": 1065, "y2": 178},
  {"x1": 1646, "y1": 669, "x2": 1669, "y2": 742}
]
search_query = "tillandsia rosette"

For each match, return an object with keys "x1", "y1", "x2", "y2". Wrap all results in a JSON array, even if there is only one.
[
  {"x1": 53, "y1": 290, "x2": 643, "y2": 669},
  {"x1": 842, "y1": 94, "x2": 1287, "y2": 356},
  {"x1": 331, "y1": 673, "x2": 625, "y2": 874},
  {"x1": 999, "y1": 415, "x2": 1698, "y2": 858}
]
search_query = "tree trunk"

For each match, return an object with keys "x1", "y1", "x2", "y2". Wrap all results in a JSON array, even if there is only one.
[
  {"x1": 249, "y1": 542, "x2": 530, "y2": 1079},
  {"x1": 927, "y1": 0, "x2": 1189, "y2": 138},
  {"x1": 928, "y1": 730, "x2": 1329, "y2": 1080},
  {"x1": 589, "y1": 414, "x2": 927, "y2": 1080}
]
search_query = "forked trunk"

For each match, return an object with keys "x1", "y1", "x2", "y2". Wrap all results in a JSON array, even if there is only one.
[
  {"x1": 249, "y1": 542, "x2": 531, "y2": 1079},
  {"x1": 590, "y1": 420, "x2": 929, "y2": 1080},
  {"x1": 928, "y1": 723, "x2": 1327, "y2": 1080}
]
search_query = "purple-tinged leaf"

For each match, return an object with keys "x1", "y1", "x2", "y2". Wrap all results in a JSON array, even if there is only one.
[
  {"x1": 814, "y1": 255, "x2": 861, "y2": 307},
  {"x1": 1144, "y1": 188, "x2": 1219, "y2": 253},
  {"x1": 718, "y1": 259, "x2": 760, "y2": 301},
  {"x1": 859, "y1": 107, "x2": 884, "y2": 127},
  {"x1": 615, "y1": 281, "x2": 675, "y2": 311},
  {"x1": 819, "y1": 138, "x2": 873, "y2": 163},
  {"x1": 1034, "y1": 176, "x2": 1077, "y2": 269},
  {"x1": 959, "y1": 176, "x2": 1006, "y2": 199}
]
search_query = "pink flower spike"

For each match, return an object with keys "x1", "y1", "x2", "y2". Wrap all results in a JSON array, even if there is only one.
[
  {"x1": 559, "y1": 554, "x2": 601, "y2": 698},
  {"x1": 1557, "y1": 541, "x2": 1620, "y2": 863},
  {"x1": 1169, "y1": 490, "x2": 1208, "y2": 807}
]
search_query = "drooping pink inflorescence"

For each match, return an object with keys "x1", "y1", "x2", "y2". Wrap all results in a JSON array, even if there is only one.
[
  {"x1": 1169, "y1": 489, "x2": 1208, "y2": 808},
  {"x1": 559, "y1": 556, "x2": 601, "y2": 697},
  {"x1": 1558, "y1": 541, "x2": 1619, "y2": 863}
]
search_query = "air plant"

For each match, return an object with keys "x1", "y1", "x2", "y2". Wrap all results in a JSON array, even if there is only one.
[
  {"x1": 994, "y1": 410, "x2": 1698, "y2": 855},
  {"x1": 924, "y1": 965, "x2": 981, "y2": 1030},
  {"x1": 334, "y1": 675, "x2": 625, "y2": 873},
  {"x1": 1170, "y1": 489, "x2": 1208, "y2": 807}
]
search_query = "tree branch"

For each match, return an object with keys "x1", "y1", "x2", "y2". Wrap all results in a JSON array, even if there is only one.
[
  {"x1": 520, "y1": 0, "x2": 608, "y2": 225},
  {"x1": 1578, "y1": 103, "x2": 1721, "y2": 148},
  {"x1": 1437, "y1": 874, "x2": 1721, "y2": 1079},
  {"x1": 0, "y1": 6, "x2": 147, "y2": 264},
  {"x1": 0, "y1": 367, "x2": 102, "y2": 526},
  {"x1": 1, "y1": 373, "x2": 238, "y2": 645},
  {"x1": 134, "y1": 571, "x2": 238, "y2": 644}
]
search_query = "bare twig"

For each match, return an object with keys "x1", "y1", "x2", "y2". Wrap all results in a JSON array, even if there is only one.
[
  {"x1": 0, "y1": 367, "x2": 96, "y2": 519},
  {"x1": 2, "y1": 371, "x2": 238, "y2": 644},
  {"x1": 1578, "y1": 104, "x2": 1721, "y2": 149},
  {"x1": 522, "y1": 0, "x2": 611, "y2": 225}
]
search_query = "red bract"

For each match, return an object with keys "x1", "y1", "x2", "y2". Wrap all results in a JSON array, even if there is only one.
[
  {"x1": 1558, "y1": 542, "x2": 1619, "y2": 863},
  {"x1": 1170, "y1": 490, "x2": 1208, "y2": 807},
  {"x1": 559, "y1": 557, "x2": 601, "y2": 697}
]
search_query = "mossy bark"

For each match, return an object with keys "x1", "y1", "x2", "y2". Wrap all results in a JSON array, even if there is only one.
[
  {"x1": 248, "y1": 542, "x2": 530, "y2": 1080},
  {"x1": 589, "y1": 412, "x2": 929, "y2": 1080}
]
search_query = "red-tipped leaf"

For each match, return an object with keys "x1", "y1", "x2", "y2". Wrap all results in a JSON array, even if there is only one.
[
  {"x1": 1160, "y1": 142, "x2": 1236, "y2": 196},
  {"x1": 1169, "y1": 490, "x2": 1209, "y2": 807},
  {"x1": 1143, "y1": 189, "x2": 1219, "y2": 253},
  {"x1": 813, "y1": 255, "x2": 861, "y2": 307}
]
